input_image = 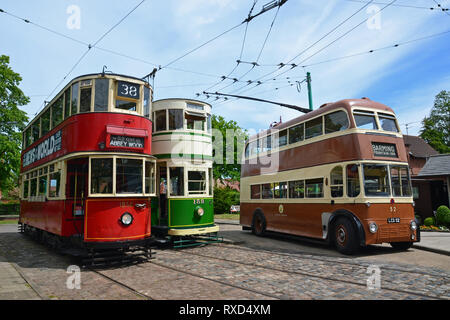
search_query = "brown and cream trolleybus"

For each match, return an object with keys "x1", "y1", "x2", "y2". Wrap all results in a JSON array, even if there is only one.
[{"x1": 240, "y1": 98, "x2": 420, "y2": 254}]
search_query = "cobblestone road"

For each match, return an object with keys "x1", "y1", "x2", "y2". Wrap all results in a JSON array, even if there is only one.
[{"x1": 0, "y1": 225, "x2": 449, "y2": 300}]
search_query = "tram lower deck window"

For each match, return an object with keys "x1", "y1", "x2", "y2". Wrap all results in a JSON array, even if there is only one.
[
  {"x1": 188, "y1": 171, "x2": 206, "y2": 195},
  {"x1": 169, "y1": 167, "x2": 184, "y2": 196},
  {"x1": 116, "y1": 158, "x2": 143, "y2": 194}
]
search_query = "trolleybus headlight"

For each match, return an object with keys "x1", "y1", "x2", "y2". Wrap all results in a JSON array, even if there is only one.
[
  {"x1": 120, "y1": 212, "x2": 133, "y2": 226},
  {"x1": 410, "y1": 220, "x2": 417, "y2": 231},
  {"x1": 369, "y1": 222, "x2": 378, "y2": 234},
  {"x1": 195, "y1": 207, "x2": 204, "y2": 217}
]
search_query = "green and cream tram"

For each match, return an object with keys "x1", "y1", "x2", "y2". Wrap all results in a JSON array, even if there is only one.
[{"x1": 150, "y1": 99, "x2": 219, "y2": 247}]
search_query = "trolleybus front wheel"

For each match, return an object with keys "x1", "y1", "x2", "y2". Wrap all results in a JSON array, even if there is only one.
[
  {"x1": 333, "y1": 217, "x2": 360, "y2": 255},
  {"x1": 252, "y1": 211, "x2": 267, "y2": 236},
  {"x1": 390, "y1": 241, "x2": 413, "y2": 251}
]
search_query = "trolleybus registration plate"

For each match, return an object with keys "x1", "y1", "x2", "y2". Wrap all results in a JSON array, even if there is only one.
[{"x1": 387, "y1": 217, "x2": 400, "y2": 223}]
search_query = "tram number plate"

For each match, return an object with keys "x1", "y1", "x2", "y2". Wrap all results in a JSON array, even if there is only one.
[{"x1": 387, "y1": 217, "x2": 400, "y2": 223}]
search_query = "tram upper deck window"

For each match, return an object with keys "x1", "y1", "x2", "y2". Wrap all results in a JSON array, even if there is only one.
[
  {"x1": 91, "y1": 158, "x2": 113, "y2": 194},
  {"x1": 325, "y1": 111, "x2": 349, "y2": 134},
  {"x1": 143, "y1": 87, "x2": 151, "y2": 118},
  {"x1": 378, "y1": 113, "x2": 399, "y2": 132},
  {"x1": 31, "y1": 121, "x2": 40, "y2": 144},
  {"x1": 169, "y1": 109, "x2": 183, "y2": 130},
  {"x1": 41, "y1": 109, "x2": 50, "y2": 137},
  {"x1": 51, "y1": 96, "x2": 63, "y2": 128},
  {"x1": 188, "y1": 171, "x2": 207, "y2": 195},
  {"x1": 353, "y1": 110, "x2": 378, "y2": 130},
  {"x1": 94, "y1": 78, "x2": 109, "y2": 112},
  {"x1": 186, "y1": 113, "x2": 205, "y2": 131},
  {"x1": 187, "y1": 103, "x2": 204, "y2": 111},
  {"x1": 71, "y1": 82, "x2": 79, "y2": 115},
  {"x1": 116, "y1": 158, "x2": 143, "y2": 194},
  {"x1": 64, "y1": 88, "x2": 71, "y2": 119},
  {"x1": 363, "y1": 164, "x2": 390, "y2": 196},
  {"x1": 155, "y1": 110, "x2": 167, "y2": 131},
  {"x1": 79, "y1": 80, "x2": 92, "y2": 113}
]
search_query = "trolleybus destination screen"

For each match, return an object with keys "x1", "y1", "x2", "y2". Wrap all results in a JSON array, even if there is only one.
[{"x1": 371, "y1": 142, "x2": 398, "y2": 157}]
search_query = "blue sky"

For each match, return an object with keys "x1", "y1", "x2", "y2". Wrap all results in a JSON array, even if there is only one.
[{"x1": 1, "y1": 0, "x2": 449, "y2": 136}]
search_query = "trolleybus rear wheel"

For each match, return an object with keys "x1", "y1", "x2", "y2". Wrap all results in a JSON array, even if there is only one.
[
  {"x1": 390, "y1": 241, "x2": 413, "y2": 251},
  {"x1": 333, "y1": 217, "x2": 359, "y2": 255},
  {"x1": 252, "y1": 211, "x2": 266, "y2": 236}
]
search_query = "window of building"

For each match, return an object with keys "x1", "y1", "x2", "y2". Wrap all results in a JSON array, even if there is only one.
[
  {"x1": 169, "y1": 167, "x2": 184, "y2": 196},
  {"x1": 325, "y1": 111, "x2": 349, "y2": 134},
  {"x1": 363, "y1": 164, "x2": 390, "y2": 196},
  {"x1": 94, "y1": 78, "x2": 109, "y2": 112},
  {"x1": 116, "y1": 158, "x2": 143, "y2": 194},
  {"x1": 305, "y1": 117, "x2": 323, "y2": 139},
  {"x1": 347, "y1": 164, "x2": 360, "y2": 197},
  {"x1": 289, "y1": 180, "x2": 305, "y2": 198},
  {"x1": 168, "y1": 109, "x2": 184, "y2": 130},
  {"x1": 306, "y1": 178, "x2": 324, "y2": 198},
  {"x1": 91, "y1": 158, "x2": 113, "y2": 194},
  {"x1": 330, "y1": 166, "x2": 344, "y2": 197},
  {"x1": 353, "y1": 110, "x2": 378, "y2": 130},
  {"x1": 155, "y1": 110, "x2": 167, "y2": 131},
  {"x1": 251, "y1": 185, "x2": 261, "y2": 199},
  {"x1": 188, "y1": 171, "x2": 207, "y2": 195},
  {"x1": 289, "y1": 123, "x2": 304, "y2": 144}
]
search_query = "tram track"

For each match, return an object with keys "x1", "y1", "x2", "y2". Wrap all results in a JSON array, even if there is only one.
[{"x1": 166, "y1": 244, "x2": 449, "y2": 300}]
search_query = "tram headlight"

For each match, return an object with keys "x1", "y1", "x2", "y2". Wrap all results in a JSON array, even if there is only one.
[
  {"x1": 410, "y1": 220, "x2": 417, "y2": 231},
  {"x1": 120, "y1": 212, "x2": 133, "y2": 226},
  {"x1": 195, "y1": 207, "x2": 204, "y2": 217},
  {"x1": 369, "y1": 222, "x2": 378, "y2": 234}
]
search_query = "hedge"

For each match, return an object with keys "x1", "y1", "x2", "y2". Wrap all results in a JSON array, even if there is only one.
[{"x1": 0, "y1": 203, "x2": 20, "y2": 215}]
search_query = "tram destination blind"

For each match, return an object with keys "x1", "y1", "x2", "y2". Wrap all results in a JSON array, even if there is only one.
[
  {"x1": 110, "y1": 135, "x2": 144, "y2": 149},
  {"x1": 117, "y1": 81, "x2": 140, "y2": 99}
]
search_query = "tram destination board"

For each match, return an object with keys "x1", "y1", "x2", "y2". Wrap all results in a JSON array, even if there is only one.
[
  {"x1": 117, "y1": 81, "x2": 140, "y2": 99},
  {"x1": 110, "y1": 135, "x2": 144, "y2": 149},
  {"x1": 372, "y1": 142, "x2": 398, "y2": 157}
]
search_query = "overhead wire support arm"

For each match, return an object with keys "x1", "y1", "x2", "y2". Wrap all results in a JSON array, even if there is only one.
[
  {"x1": 203, "y1": 91, "x2": 311, "y2": 114},
  {"x1": 244, "y1": 0, "x2": 288, "y2": 23}
]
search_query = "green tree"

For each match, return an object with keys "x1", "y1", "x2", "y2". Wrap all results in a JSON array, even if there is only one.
[
  {"x1": 211, "y1": 114, "x2": 248, "y2": 182},
  {"x1": 0, "y1": 55, "x2": 29, "y2": 193},
  {"x1": 419, "y1": 90, "x2": 450, "y2": 153}
]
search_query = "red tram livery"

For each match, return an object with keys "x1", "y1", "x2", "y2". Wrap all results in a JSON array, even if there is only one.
[{"x1": 19, "y1": 73, "x2": 156, "y2": 261}]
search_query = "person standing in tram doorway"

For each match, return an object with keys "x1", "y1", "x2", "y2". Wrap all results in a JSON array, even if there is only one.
[{"x1": 160, "y1": 177, "x2": 167, "y2": 218}]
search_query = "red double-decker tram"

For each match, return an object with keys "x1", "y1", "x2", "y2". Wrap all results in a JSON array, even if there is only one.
[{"x1": 19, "y1": 73, "x2": 156, "y2": 263}]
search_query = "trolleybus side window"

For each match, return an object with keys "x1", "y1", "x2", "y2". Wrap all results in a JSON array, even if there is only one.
[
  {"x1": 325, "y1": 111, "x2": 349, "y2": 134},
  {"x1": 41, "y1": 109, "x2": 50, "y2": 137},
  {"x1": 346, "y1": 164, "x2": 360, "y2": 197},
  {"x1": 261, "y1": 135, "x2": 272, "y2": 153},
  {"x1": 90, "y1": 158, "x2": 113, "y2": 194},
  {"x1": 390, "y1": 165, "x2": 412, "y2": 197},
  {"x1": 330, "y1": 166, "x2": 344, "y2": 197},
  {"x1": 168, "y1": 109, "x2": 183, "y2": 130},
  {"x1": 289, "y1": 180, "x2": 305, "y2": 198},
  {"x1": 251, "y1": 184, "x2": 261, "y2": 199},
  {"x1": 274, "y1": 129, "x2": 287, "y2": 148},
  {"x1": 188, "y1": 171, "x2": 207, "y2": 195},
  {"x1": 169, "y1": 167, "x2": 184, "y2": 196},
  {"x1": 289, "y1": 123, "x2": 304, "y2": 144},
  {"x1": 64, "y1": 88, "x2": 71, "y2": 119},
  {"x1": 71, "y1": 82, "x2": 79, "y2": 115},
  {"x1": 274, "y1": 182, "x2": 287, "y2": 198},
  {"x1": 262, "y1": 183, "x2": 273, "y2": 199},
  {"x1": 51, "y1": 96, "x2": 63, "y2": 128},
  {"x1": 116, "y1": 158, "x2": 143, "y2": 194},
  {"x1": 378, "y1": 113, "x2": 399, "y2": 132},
  {"x1": 353, "y1": 110, "x2": 378, "y2": 130},
  {"x1": 305, "y1": 117, "x2": 323, "y2": 139},
  {"x1": 94, "y1": 78, "x2": 109, "y2": 112},
  {"x1": 79, "y1": 80, "x2": 92, "y2": 113},
  {"x1": 306, "y1": 178, "x2": 324, "y2": 198},
  {"x1": 155, "y1": 110, "x2": 167, "y2": 131},
  {"x1": 363, "y1": 164, "x2": 390, "y2": 196}
]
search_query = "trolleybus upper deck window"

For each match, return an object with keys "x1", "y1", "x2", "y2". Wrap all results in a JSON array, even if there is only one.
[
  {"x1": 275, "y1": 129, "x2": 287, "y2": 147},
  {"x1": 325, "y1": 111, "x2": 349, "y2": 134},
  {"x1": 305, "y1": 117, "x2": 323, "y2": 139},
  {"x1": 363, "y1": 164, "x2": 390, "y2": 196},
  {"x1": 289, "y1": 123, "x2": 304, "y2": 144},
  {"x1": 378, "y1": 113, "x2": 399, "y2": 132},
  {"x1": 353, "y1": 110, "x2": 378, "y2": 130}
]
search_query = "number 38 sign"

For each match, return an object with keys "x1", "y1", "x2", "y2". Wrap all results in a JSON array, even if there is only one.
[{"x1": 117, "y1": 81, "x2": 140, "y2": 99}]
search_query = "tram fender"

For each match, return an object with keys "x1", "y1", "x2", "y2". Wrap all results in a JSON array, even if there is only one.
[{"x1": 326, "y1": 210, "x2": 366, "y2": 247}]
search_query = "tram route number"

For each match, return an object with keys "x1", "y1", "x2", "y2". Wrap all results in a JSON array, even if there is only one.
[{"x1": 117, "y1": 81, "x2": 140, "y2": 99}]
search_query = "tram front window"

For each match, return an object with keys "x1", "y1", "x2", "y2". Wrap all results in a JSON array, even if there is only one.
[
  {"x1": 116, "y1": 158, "x2": 143, "y2": 194},
  {"x1": 363, "y1": 164, "x2": 390, "y2": 196},
  {"x1": 169, "y1": 167, "x2": 184, "y2": 196},
  {"x1": 188, "y1": 171, "x2": 206, "y2": 195},
  {"x1": 91, "y1": 158, "x2": 113, "y2": 194}
]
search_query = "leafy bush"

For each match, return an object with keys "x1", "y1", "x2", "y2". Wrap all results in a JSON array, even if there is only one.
[
  {"x1": 0, "y1": 202, "x2": 20, "y2": 215},
  {"x1": 436, "y1": 205, "x2": 450, "y2": 226},
  {"x1": 213, "y1": 187, "x2": 240, "y2": 215},
  {"x1": 423, "y1": 217, "x2": 435, "y2": 226}
]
